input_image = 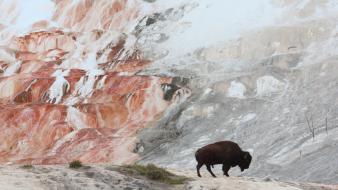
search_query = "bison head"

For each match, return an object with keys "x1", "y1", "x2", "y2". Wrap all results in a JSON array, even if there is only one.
[{"x1": 239, "y1": 151, "x2": 252, "y2": 172}]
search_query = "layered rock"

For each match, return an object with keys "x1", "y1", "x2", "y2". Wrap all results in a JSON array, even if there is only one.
[{"x1": 0, "y1": 0, "x2": 189, "y2": 165}]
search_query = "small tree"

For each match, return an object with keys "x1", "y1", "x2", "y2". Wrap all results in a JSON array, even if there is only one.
[
  {"x1": 305, "y1": 114, "x2": 315, "y2": 141},
  {"x1": 325, "y1": 116, "x2": 328, "y2": 134}
]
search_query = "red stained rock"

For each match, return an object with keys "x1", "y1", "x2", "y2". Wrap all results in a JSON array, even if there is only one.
[
  {"x1": 0, "y1": 77, "x2": 170, "y2": 164},
  {"x1": 13, "y1": 31, "x2": 75, "y2": 53},
  {"x1": 0, "y1": 0, "x2": 190, "y2": 165},
  {"x1": 0, "y1": 68, "x2": 179, "y2": 164}
]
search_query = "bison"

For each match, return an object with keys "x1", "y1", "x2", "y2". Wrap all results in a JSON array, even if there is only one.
[{"x1": 195, "y1": 141, "x2": 252, "y2": 177}]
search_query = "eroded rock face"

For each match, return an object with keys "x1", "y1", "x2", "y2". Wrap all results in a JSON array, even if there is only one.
[{"x1": 0, "y1": 0, "x2": 189, "y2": 165}]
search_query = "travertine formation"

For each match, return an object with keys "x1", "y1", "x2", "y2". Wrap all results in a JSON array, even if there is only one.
[
  {"x1": 1, "y1": 0, "x2": 338, "y2": 185},
  {"x1": 0, "y1": 0, "x2": 189, "y2": 165}
]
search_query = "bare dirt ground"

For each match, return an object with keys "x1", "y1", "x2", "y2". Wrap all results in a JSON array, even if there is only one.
[
  {"x1": 0, "y1": 165, "x2": 337, "y2": 190},
  {"x1": 170, "y1": 168, "x2": 338, "y2": 190}
]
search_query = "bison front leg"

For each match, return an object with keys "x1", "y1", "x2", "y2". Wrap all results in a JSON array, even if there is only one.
[
  {"x1": 206, "y1": 164, "x2": 216, "y2": 178},
  {"x1": 196, "y1": 163, "x2": 203, "y2": 177},
  {"x1": 222, "y1": 164, "x2": 230, "y2": 177}
]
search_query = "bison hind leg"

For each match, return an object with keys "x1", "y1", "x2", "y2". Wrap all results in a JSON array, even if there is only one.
[
  {"x1": 196, "y1": 163, "x2": 203, "y2": 177},
  {"x1": 206, "y1": 164, "x2": 216, "y2": 178}
]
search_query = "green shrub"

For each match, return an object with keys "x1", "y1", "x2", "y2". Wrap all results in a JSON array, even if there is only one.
[
  {"x1": 21, "y1": 164, "x2": 33, "y2": 169},
  {"x1": 121, "y1": 164, "x2": 187, "y2": 185},
  {"x1": 69, "y1": 160, "x2": 83, "y2": 169}
]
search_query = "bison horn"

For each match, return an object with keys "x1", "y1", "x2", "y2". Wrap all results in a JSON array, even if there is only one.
[{"x1": 243, "y1": 152, "x2": 250, "y2": 159}]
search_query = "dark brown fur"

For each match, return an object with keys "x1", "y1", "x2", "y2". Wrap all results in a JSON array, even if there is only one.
[{"x1": 195, "y1": 141, "x2": 252, "y2": 177}]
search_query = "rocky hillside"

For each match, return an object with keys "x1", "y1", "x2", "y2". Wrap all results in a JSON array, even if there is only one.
[
  {"x1": 0, "y1": 0, "x2": 338, "y2": 185},
  {"x1": 0, "y1": 0, "x2": 190, "y2": 165}
]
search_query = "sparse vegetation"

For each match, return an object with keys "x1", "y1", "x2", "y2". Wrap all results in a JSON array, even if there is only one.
[
  {"x1": 21, "y1": 164, "x2": 33, "y2": 169},
  {"x1": 325, "y1": 116, "x2": 328, "y2": 134},
  {"x1": 305, "y1": 112, "x2": 332, "y2": 141},
  {"x1": 69, "y1": 160, "x2": 83, "y2": 169},
  {"x1": 305, "y1": 114, "x2": 316, "y2": 140},
  {"x1": 120, "y1": 164, "x2": 188, "y2": 185}
]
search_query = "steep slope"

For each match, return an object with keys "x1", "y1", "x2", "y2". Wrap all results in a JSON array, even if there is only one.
[
  {"x1": 134, "y1": 0, "x2": 338, "y2": 184},
  {"x1": 0, "y1": 0, "x2": 190, "y2": 165}
]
